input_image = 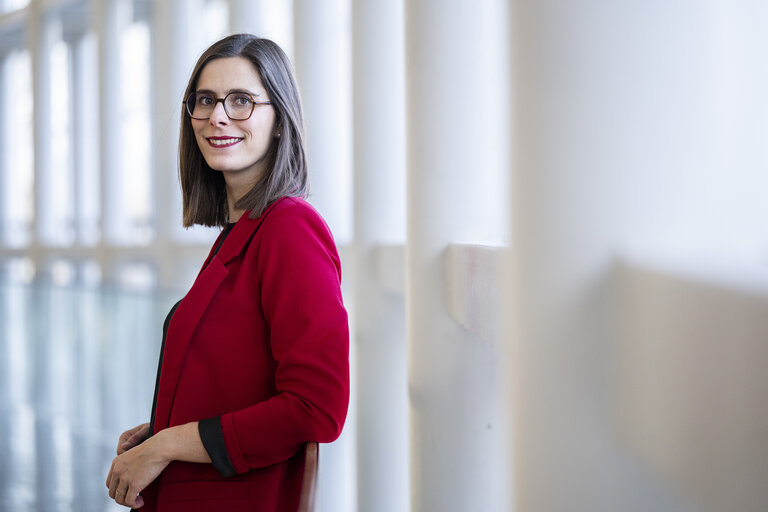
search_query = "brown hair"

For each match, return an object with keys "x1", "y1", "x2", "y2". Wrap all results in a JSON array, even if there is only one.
[{"x1": 179, "y1": 34, "x2": 308, "y2": 227}]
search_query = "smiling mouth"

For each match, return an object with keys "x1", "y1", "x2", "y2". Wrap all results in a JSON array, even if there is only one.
[{"x1": 206, "y1": 137, "x2": 244, "y2": 148}]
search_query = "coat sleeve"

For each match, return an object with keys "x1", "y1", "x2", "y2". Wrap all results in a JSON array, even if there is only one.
[{"x1": 216, "y1": 199, "x2": 350, "y2": 474}]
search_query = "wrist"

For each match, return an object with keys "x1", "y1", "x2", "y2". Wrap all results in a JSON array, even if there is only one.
[
  {"x1": 148, "y1": 428, "x2": 175, "y2": 463},
  {"x1": 150, "y1": 422, "x2": 203, "y2": 464}
]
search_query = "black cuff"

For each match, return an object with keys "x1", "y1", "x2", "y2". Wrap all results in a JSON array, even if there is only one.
[{"x1": 198, "y1": 416, "x2": 237, "y2": 477}]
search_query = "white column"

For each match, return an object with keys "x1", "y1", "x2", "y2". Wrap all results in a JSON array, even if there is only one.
[
  {"x1": 228, "y1": 0, "x2": 268, "y2": 35},
  {"x1": 66, "y1": 33, "x2": 82, "y2": 246},
  {"x1": 151, "y1": 0, "x2": 204, "y2": 288},
  {"x1": 62, "y1": 5, "x2": 99, "y2": 250},
  {"x1": 228, "y1": 0, "x2": 295, "y2": 57},
  {"x1": 293, "y1": 0, "x2": 351, "y2": 243},
  {"x1": 351, "y1": 1, "x2": 408, "y2": 511},
  {"x1": 405, "y1": 1, "x2": 510, "y2": 511},
  {"x1": 294, "y1": 4, "x2": 353, "y2": 510},
  {"x1": 27, "y1": 3, "x2": 55, "y2": 249},
  {"x1": 62, "y1": 24, "x2": 88, "y2": 248},
  {"x1": 0, "y1": 51, "x2": 8, "y2": 244},
  {"x1": 95, "y1": 0, "x2": 129, "y2": 248}
]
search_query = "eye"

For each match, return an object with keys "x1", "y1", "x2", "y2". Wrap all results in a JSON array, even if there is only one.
[
  {"x1": 197, "y1": 94, "x2": 215, "y2": 106},
  {"x1": 230, "y1": 93, "x2": 253, "y2": 106}
]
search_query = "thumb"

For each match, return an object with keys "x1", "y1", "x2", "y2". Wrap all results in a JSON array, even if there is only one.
[{"x1": 128, "y1": 431, "x2": 144, "y2": 443}]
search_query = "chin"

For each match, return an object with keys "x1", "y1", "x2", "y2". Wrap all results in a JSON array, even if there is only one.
[{"x1": 203, "y1": 156, "x2": 238, "y2": 173}]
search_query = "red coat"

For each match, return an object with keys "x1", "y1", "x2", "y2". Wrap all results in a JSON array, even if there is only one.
[{"x1": 140, "y1": 197, "x2": 349, "y2": 512}]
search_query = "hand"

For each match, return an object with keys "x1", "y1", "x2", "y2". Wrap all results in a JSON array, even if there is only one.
[
  {"x1": 106, "y1": 434, "x2": 169, "y2": 508},
  {"x1": 117, "y1": 422, "x2": 150, "y2": 455}
]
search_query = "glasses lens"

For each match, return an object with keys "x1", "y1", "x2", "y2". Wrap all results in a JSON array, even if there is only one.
[
  {"x1": 185, "y1": 92, "x2": 258, "y2": 120},
  {"x1": 224, "y1": 93, "x2": 254, "y2": 120},
  {"x1": 186, "y1": 93, "x2": 214, "y2": 119}
]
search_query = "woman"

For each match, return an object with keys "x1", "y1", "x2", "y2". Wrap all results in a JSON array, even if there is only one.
[{"x1": 105, "y1": 34, "x2": 349, "y2": 511}]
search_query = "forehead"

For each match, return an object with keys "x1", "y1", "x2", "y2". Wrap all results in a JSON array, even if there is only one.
[{"x1": 196, "y1": 57, "x2": 266, "y2": 93}]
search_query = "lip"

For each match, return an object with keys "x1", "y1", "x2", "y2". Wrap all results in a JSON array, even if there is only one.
[{"x1": 205, "y1": 136, "x2": 244, "y2": 148}]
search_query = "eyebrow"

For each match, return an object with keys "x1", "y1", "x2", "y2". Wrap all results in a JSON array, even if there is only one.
[{"x1": 195, "y1": 88, "x2": 263, "y2": 97}]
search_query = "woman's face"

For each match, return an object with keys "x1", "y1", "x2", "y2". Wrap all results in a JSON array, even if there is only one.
[{"x1": 191, "y1": 57, "x2": 277, "y2": 188}]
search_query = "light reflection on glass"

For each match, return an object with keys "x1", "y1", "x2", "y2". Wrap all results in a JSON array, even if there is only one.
[
  {"x1": 0, "y1": 273, "x2": 173, "y2": 510},
  {"x1": 0, "y1": 404, "x2": 36, "y2": 511}
]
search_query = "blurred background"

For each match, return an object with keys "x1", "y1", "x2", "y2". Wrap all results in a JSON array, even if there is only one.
[{"x1": 1, "y1": 0, "x2": 767, "y2": 511}]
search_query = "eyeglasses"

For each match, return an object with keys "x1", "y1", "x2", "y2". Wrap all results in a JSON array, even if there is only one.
[{"x1": 184, "y1": 92, "x2": 272, "y2": 120}]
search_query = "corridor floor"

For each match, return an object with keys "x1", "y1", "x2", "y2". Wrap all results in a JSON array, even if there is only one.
[{"x1": 0, "y1": 282, "x2": 175, "y2": 512}]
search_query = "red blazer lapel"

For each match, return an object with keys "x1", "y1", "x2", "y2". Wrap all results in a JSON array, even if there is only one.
[
  {"x1": 154, "y1": 256, "x2": 229, "y2": 433},
  {"x1": 153, "y1": 200, "x2": 285, "y2": 433},
  {"x1": 215, "y1": 200, "x2": 283, "y2": 265}
]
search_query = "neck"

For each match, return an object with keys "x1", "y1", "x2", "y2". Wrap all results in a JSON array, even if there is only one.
[
  {"x1": 228, "y1": 206, "x2": 244, "y2": 223},
  {"x1": 224, "y1": 173, "x2": 258, "y2": 223}
]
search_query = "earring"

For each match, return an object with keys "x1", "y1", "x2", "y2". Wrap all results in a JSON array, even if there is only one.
[{"x1": 275, "y1": 132, "x2": 281, "y2": 138}]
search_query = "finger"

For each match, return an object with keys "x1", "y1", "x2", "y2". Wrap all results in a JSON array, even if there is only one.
[
  {"x1": 125, "y1": 485, "x2": 142, "y2": 508},
  {"x1": 118, "y1": 440, "x2": 133, "y2": 455},
  {"x1": 114, "y1": 482, "x2": 130, "y2": 506},
  {"x1": 118, "y1": 430, "x2": 132, "y2": 443},
  {"x1": 123, "y1": 425, "x2": 149, "y2": 450},
  {"x1": 106, "y1": 459, "x2": 115, "y2": 488},
  {"x1": 133, "y1": 423, "x2": 150, "y2": 440},
  {"x1": 119, "y1": 434, "x2": 140, "y2": 454},
  {"x1": 131, "y1": 423, "x2": 148, "y2": 436},
  {"x1": 118, "y1": 441, "x2": 136, "y2": 455},
  {"x1": 117, "y1": 425, "x2": 142, "y2": 452},
  {"x1": 108, "y1": 477, "x2": 120, "y2": 500},
  {"x1": 107, "y1": 461, "x2": 121, "y2": 498}
]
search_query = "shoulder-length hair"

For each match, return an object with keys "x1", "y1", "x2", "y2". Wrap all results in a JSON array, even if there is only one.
[{"x1": 179, "y1": 34, "x2": 308, "y2": 227}]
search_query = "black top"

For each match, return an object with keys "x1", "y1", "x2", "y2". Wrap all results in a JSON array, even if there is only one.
[{"x1": 147, "y1": 222, "x2": 237, "y2": 477}]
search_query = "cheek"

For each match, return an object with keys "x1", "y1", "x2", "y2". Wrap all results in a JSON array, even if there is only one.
[
  {"x1": 248, "y1": 114, "x2": 276, "y2": 143},
  {"x1": 191, "y1": 123, "x2": 206, "y2": 145}
]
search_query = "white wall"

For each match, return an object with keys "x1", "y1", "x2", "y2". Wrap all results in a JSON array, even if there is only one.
[
  {"x1": 619, "y1": 258, "x2": 768, "y2": 512},
  {"x1": 509, "y1": 1, "x2": 768, "y2": 510}
]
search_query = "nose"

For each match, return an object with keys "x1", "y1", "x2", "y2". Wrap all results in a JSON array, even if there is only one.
[{"x1": 208, "y1": 101, "x2": 229, "y2": 125}]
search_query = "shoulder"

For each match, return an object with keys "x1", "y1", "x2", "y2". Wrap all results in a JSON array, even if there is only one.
[
  {"x1": 250, "y1": 197, "x2": 342, "y2": 278},
  {"x1": 266, "y1": 196, "x2": 321, "y2": 220},
  {"x1": 258, "y1": 197, "x2": 334, "y2": 240}
]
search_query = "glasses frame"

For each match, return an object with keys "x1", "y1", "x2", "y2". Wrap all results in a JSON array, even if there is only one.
[{"x1": 184, "y1": 91, "x2": 272, "y2": 121}]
